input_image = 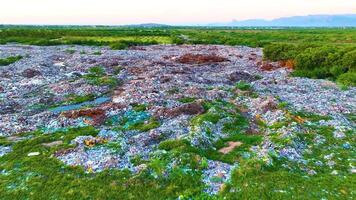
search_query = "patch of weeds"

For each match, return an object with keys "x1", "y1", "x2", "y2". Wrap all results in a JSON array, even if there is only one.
[
  {"x1": 222, "y1": 114, "x2": 249, "y2": 135},
  {"x1": 235, "y1": 81, "x2": 252, "y2": 91},
  {"x1": 0, "y1": 137, "x2": 12, "y2": 146},
  {"x1": 205, "y1": 134, "x2": 262, "y2": 164},
  {"x1": 206, "y1": 86, "x2": 215, "y2": 90},
  {"x1": 0, "y1": 55, "x2": 23, "y2": 66},
  {"x1": 63, "y1": 93, "x2": 96, "y2": 105},
  {"x1": 254, "y1": 75, "x2": 263, "y2": 80},
  {"x1": 84, "y1": 66, "x2": 120, "y2": 88},
  {"x1": 167, "y1": 87, "x2": 180, "y2": 95},
  {"x1": 93, "y1": 51, "x2": 102, "y2": 55},
  {"x1": 191, "y1": 112, "x2": 221, "y2": 125},
  {"x1": 269, "y1": 121, "x2": 289, "y2": 130},
  {"x1": 345, "y1": 113, "x2": 356, "y2": 123},
  {"x1": 299, "y1": 126, "x2": 353, "y2": 173},
  {"x1": 113, "y1": 66, "x2": 123, "y2": 75},
  {"x1": 65, "y1": 49, "x2": 76, "y2": 54},
  {"x1": 159, "y1": 133, "x2": 262, "y2": 164},
  {"x1": 87, "y1": 66, "x2": 106, "y2": 76},
  {"x1": 189, "y1": 100, "x2": 250, "y2": 148},
  {"x1": 195, "y1": 100, "x2": 244, "y2": 126},
  {"x1": 293, "y1": 110, "x2": 332, "y2": 122},
  {"x1": 130, "y1": 155, "x2": 146, "y2": 166},
  {"x1": 104, "y1": 115, "x2": 120, "y2": 127},
  {"x1": 277, "y1": 101, "x2": 289, "y2": 109},
  {"x1": 114, "y1": 110, "x2": 160, "y2": 132},
  {"x1": 104, "y1": 141, "x2": 122, "y2": 153},
  {"x1": 128, "y1": 117, "x2": 160, "y2": 132},
  {"x1": 159, "y1": 139, "x2": 195, "y2": 152},
  {"x1": 131, "y1": 103, "x2": 148, "y2": 112},
  {"x1": 269, "y1": 132, "x2": 293, "y2": 146},
  {"x1": 232, "y1": 81, "x2": 260, "y2": 98},
  {"x1": 178, "y1": 97, "x2": 197, "y2": 104},
  {"x1": 80, "y1": 50, "x2": 86, "y2": 54}
]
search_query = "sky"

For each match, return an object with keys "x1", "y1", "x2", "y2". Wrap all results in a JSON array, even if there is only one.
[{"x1": 0, "y1": 0, "x2": 355, "y2": 25}]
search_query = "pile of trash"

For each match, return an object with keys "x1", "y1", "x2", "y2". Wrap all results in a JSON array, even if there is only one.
[{"x1": 0, "y1": 44, "x2": 354, "y2": 195}]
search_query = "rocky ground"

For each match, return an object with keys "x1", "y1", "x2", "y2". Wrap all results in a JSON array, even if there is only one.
[{"x1": 0, "y1": 44, "x2": 355, "y2": 196}]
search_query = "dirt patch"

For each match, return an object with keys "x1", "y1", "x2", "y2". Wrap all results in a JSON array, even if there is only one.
[
  {"x1": 177, "y1": 54, "x2": 228, "y2": 64},
  {"x1": 218, "y1": 141, "x2": 243, "y2": 154},
  {"x1": 228, "y1": 71, "x2": 258, "y2": 83},
  {"x1": 261, "y1": 60, "x2": 294, "y2": 71},
  {"x1": 62, "y1": 108, "x2": 106, "y2": 125},
  {"x1": 21, "y1": 68, "x2": 42, "y2": 78},
  {"x1": 155, "y1": 102, "x2": 205, "y2": 118},
  {"x1": 279, "y1": 60, "x2": 295, "y2": 70},
  {"x1": 260, "y1": 61, "x2": 275, "y2": 71}
]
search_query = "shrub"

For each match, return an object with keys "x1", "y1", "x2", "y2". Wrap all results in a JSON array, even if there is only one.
[
  {"x1": 263, "y1": 44, "x2": 297, "y2": 61},
  {"x1": 337, "y1": 72, "x2": 356, "y2": 87},
  {"x1": 110, "y1": 42, "x2": 129, "y2": 50},
  {"x1": 330, "y1": 65, "x2": 348, "y2": 78},
  {"x1": 88, "y1": 66, "x2": 105, "y2": 76},
  {"x1": 342, "y1": 50, "x2": 356, "y2": 72},
  {"x1": 235, "y1": 81, "x2": 251, "y2": 91},
  {"x1": 294, "y1": 47, "x2": 332, "y2": 70}
]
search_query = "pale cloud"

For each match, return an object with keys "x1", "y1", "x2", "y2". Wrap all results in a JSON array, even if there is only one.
[{"x1": 0, "y1": 0, "x2": 355, "y2": 25}]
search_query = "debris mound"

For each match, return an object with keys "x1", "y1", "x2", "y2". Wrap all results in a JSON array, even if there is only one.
[
  {"x1": 177, "y1": 53, "x2": 228, "y2": 64},
  {"x1": 62, "y1": 108, "x2": 106, "y2": 125}
]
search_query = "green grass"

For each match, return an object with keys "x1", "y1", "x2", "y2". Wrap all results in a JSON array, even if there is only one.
[
  {"x1": 0, "y1": 126, "x2": 206, "y2": 200},
  {"x1": 131, "y1": 103, "x2": 148, "y2": 112},
  {"x1": 221, "y1": 167, "x2": 355, "y2": 199},
  {"x1": 178, "y1": 97, "x2": 197, "y2": 104},
  {"x1": 292, "y1": 110, "x2": 332, "y2": 122},
  {"x1": 84, "y1": 66, "x2": 120, "y2": 88},
  {"x1": 159, "y1": 133, "x2": 262, "y2": 164},
  {"x1": 127, "y1": 117, "x2": 160, "y2": 132},
  {"x1": 65, "y1": 49, "x2": 76, "y2": 54},
  {"x1": 63, "y1": 93, "x2": 96, "y2": 105},
  {"x1": 235, "y1": 81, "x2": 252, "y2": 91},
  {"x1": 93, "y1": 51, "x2": 102, "y2": 55},
  {"x1": 0, "y1": 55, "x2": 22, "y2": 66},
  {"x1": 159, "y1": 101, "x2": 258, "y2": 164}
]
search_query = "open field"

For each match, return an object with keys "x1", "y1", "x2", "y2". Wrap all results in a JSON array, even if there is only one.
[{"x1": 0, "y1": 27, "x2": 355, "y2": 199}]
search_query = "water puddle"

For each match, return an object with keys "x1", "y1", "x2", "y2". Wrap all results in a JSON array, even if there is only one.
[{"x1": 50, "y1": 97, "x2": 110, "y2": 113}]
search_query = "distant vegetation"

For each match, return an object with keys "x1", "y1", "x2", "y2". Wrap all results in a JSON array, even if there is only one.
[{"x1": 0, "y1": 26, "x2": 355, "y2": 85}]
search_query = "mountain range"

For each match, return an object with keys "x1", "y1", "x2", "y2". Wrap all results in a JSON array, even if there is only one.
[{"x1": 207, "y1": 14, "x2": 356, "y2": 27}]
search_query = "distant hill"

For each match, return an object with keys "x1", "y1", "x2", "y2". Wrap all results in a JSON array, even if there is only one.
[
  {"x1": 122, "y1": 23, "x2": 171, "y2": 28},
  {"x1": 209, "y1": 14, "x2": 356, "y2": 27}
]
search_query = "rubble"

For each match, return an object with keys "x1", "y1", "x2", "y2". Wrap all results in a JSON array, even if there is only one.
[
  {"x1": 176, "y1": 53, "x2": 228, "y2": 64},
  {"x1": 0, "y1": 146, "x2": 12, "y2": 157}
]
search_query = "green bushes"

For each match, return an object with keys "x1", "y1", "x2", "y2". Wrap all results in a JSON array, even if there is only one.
[
  {"x1": 264, "y1": 44, "x2": 356, "y2": 86},
  {"x1": 263, "y1": 44, "x2": 298, "y2": 61},
  {"x1": 342, "y1": 50, "x2": 356, "y2": 72},
  {"x1": 0, "y1": 55, "x2": 23, "y2": 66},
  {"x1": 337, "y1": 72, "x2": 356, "y2": 87},
  {"x1": 109, "y1": 40, "x2": 159, "y2": 50}
]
